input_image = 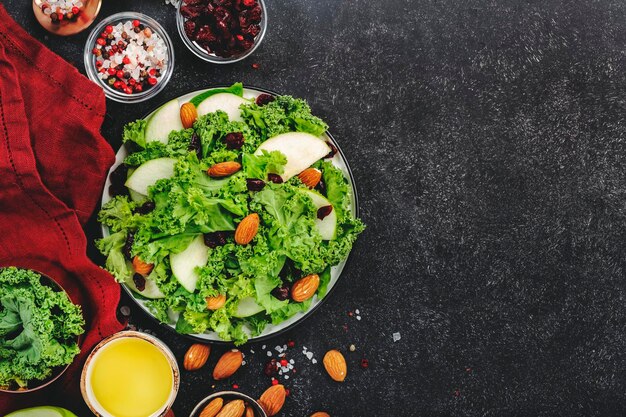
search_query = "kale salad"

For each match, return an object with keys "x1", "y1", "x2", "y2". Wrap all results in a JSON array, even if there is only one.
[{"x1": 97, "y1": 83, "x2": 364, "y2": 344}]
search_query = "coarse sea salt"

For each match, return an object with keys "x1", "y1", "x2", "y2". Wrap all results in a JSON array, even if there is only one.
[{"x1": 393, "y1": 332, "x2": 401, "y2": 342}]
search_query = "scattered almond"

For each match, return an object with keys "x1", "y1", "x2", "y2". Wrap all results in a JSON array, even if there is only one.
[
  {"x1": 298, "y1": 168, "x2": 322, "y2": 188},
  {"x1": 206, "y1": 294, "x2": 227, "y2": 310},
  {"x1": 323, "y1": 349, "x2": 347, "y2": 382},
  {"x1": 215, "y1": 399, "x2": 245, "y2": 417},
  {"x1": 184, "y1": 343, "x2": 211, "y2": 371},
  {"x1": 213, "y1": 349, "x2": 243, "y2": 380},
  {"x1": 199, "y1": 397, "x2": 224, "y2": 417},
  {"x1": 132, "y1": 256, "x2": 153, "y2": 276},
  {"x1": 180, "y1": 102, "x2": 198, "y2": 129},
  {"x1": 258, "y1": 384, "x2": 286, "y2": 417},
  {"x1": 244, "y1": 406, "x2": 255, "y2": 417},
  {"x1": 234, "y1": 213, "x2": 260, "y2": 245},
  {"x1": 208, "y1": 161, "x2": 242, "y2": 177},
  {"x1": 311, "y1": 413, "x2": 330, "y2": 417},
  {"x1": 291, "y1": 274, "x2": 320, "y2": 302}
]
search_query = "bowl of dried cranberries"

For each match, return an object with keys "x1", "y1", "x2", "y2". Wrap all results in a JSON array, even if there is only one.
[{"x1": 177, "y1": 0, "x2": 266, "y2": 63}]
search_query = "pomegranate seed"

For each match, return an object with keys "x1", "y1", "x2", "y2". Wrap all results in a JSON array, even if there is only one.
[
  {"x1": 232, "y1": 384, "x2": 239, "y2": 389},
  {"x1": 148, "y1": 77, "x2": 158, "y2": 86},
  {"x1": 236, "y1": 34, "x2": 244, "y2": 41},
  {"x1": 285, "y1": 388, "x2": 290, "y2": 397},
  {"x1": 105, "y1": 25, "x2": 113, "y2": 33},
  {"x1": 132, "y1": 19, "x2": 140, "y2": 27},
  {"x1": 263, "y1": 359, "x2": 278, "y2": 376},
  {"x1": 57, "y1": 13, "x2": 63, "y2": 21},
  {"x1": 251, "y1": 62, "x2": 260, "y2": 69}
]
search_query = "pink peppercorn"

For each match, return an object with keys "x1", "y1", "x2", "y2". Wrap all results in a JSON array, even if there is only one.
[
  {"x1": 132, "y1": 19, "x2": 140, "y2": 27},
  {"x1": 116, "y1": 70, "x2": 125, "y2": 79},
  {"x1": 271, "y1": 378, "x2": 278, "y2": 386},
  {"x1": 108, "y1": 68, "x2": 116, "y2": 76},
  {"x1": 122, "y1": 56, "x2": 131, "y2": 65},
  {"x1": 147, "y1": 77, "x2": 157, "y2": 86},
  {"x1": 72, "y1": 6, "x2": 79, "y2": 14},
  {"x1": 96, "y1": 38, "x2": 106, "y2": 46},
  {"x1": 280, "y1": 359, "x2": 288, "y2": 367},
  {"x1": 105, "y1": 25, "x2": 113, "y2": 33}
]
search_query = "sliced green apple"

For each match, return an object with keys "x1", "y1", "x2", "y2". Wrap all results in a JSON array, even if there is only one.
[
  {"x1": 124, "y1": 157, "x2": 177, "y2": 196},
  {"x1": 170, "y1": 235, "x2": 209, "y2": 293},
  {"x1": 303, "y1": 189, "x2": 337, "y2": 240},
  {"x1": 255, "y1": 132, "x2": 331, "y2": 180},
  {"x1": 234, "y1": 296, "x2": 264, "y2": 318},
  {"x1": 6, "y1": 406, "x2": 78, "y2": 417},
  {"x1": 144, "y1": 98, "x2": 183, "y2": 144},
  {"x1": 129, "y1": 189, "x2": 147, "y2": 203},
  {"x1": 196, "y1": 92, "x2": 248, "y2": 122}
]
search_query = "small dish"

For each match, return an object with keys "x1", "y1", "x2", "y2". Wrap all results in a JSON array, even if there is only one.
[
  {"x1": 190, "y1": 391, "x2": 268, "y2": 417},
  {"x1": 33, "y1": 0, "x2": 102, "y2": 36},
  {"x1": 176, "y1": 0, "x2": 267, "y2": 64},
  {"x1": 84, "y1": 12, "x2": 175, "y2": 103},
  {"x1": 80, "y1": 330, "x2": 179, "y2": 417}
]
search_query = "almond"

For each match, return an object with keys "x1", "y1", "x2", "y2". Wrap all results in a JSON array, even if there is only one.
[
  {"x1": 245, "y1": 406, "x2": 255, "y2": 417},
  {"x1": 291, "y1": 274, "x2": 320, "y2": 302},
  {"x1": 184, "y1": 343, "x2": 211, "y2": 371},
  {"x1": 311, "y1": 413, "x2": 330, "y2": 417},
  {"x1": 132, "y1": 256, "x2": 153, "y2": 276},
  {"x1": 206, "y1": 294, "x2": 227, "y2": 310},
  {"x1": 298, "y1": 168, "x2": 322, "y2": 188},
  {"x1": 208, "y1": 161, "x2": 242, "y2": 177},
  {"x1": 215, "y1": 399, "x2": 245, "y2": 417},
  {"x1": 164, "y1": 410, "x2": 175, "y2": 417},
  {"x1": 323, "y1": 349, "x2": 347, "y2": 382},
  {"x1": 199, "y1": 397, "x2": 223, "y2": 417},
  {"x1": 258, "y1": 384, "x2": 286, "y2": 416},
  {"x1": 234, "y1": 213, "x2": 260, "y2": 245},
  {"x1": 213, "y1": 349, "x2": 243, "y2": 380},
  {"x1": 180, "y1": 102, "x2": 198, "y2": 129}
]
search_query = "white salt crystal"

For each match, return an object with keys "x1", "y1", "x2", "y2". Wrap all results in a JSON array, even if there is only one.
[{"x1": 393, "y1": 332, "x2": 401, "y2": 342}]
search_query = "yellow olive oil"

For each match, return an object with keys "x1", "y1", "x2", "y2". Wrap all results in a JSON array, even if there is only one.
[{"x1": 90, "y1": 337, "x2": 173, "y2": 417}]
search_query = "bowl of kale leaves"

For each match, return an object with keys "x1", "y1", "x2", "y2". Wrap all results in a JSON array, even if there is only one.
[
  {"x1": 0, "y1": 267, "x2": 85, "y2": 392},
  {"x1": 97, "y1": 83, "x2": 364, "y2": 344}
]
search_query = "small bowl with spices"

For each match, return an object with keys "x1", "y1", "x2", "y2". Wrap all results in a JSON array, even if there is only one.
[
  {"x1": 33, "y1": 0, "x2": 102, "y2": 36},
  {"x1": 176, "y1": 0, "x2": 267, "y2": 63},
  {"x1": 83, "y1": 12, "x2": 174, "y2": 103}
]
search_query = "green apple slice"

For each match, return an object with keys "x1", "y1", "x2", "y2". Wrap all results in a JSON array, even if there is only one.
[
  {"x1": 125, "y1": 266, "x2": 165, "y2": 299},
  {"x1": 124, "y1": 158, "x2": 177, "y2": 196},
  {"x1": 6, "y1": 406, "x2": 78, "y2": 417},
  {"x1": 196, "y1": 92, "x2": 248, "y2": 122},
  {"x1": 170, "y1": 235, "x2": 209, "y2": 293},
  {"x1": 234, "y1": 296, "x2": 264, "y2": 318},
  {"x1": 144, "y1": 98, "x2": 183, "y2": 144},
  {"x1": 255, "y1": 132, "x2": 331, "y2": 180},
  {"x1": 129, "y1": 189, "x2": 147, "y2": 203},
  {"x1": 303, "y1": 189, "x2": 337, "y2": 240}
]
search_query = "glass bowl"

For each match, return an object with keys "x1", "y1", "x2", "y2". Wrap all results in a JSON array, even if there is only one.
[
  {"x1": 176, "y1": 0, "x2": 267, "y2": 64},
  {"x1": 190, "y1": 391, "x2": 267, "y2": 417},
  {"x1": 83, "y1": 12, "x2": 175, "y2": 103}
]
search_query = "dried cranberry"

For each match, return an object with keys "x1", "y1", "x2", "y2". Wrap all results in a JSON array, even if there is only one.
[
  {"x1": 110, "y1": 163, "x2": 129, "y2": 187},
  {"x1": 267, "y1": 173, "x2": 283, "y2": 184},
  {"x1": 361, "y1": 358, "x2": 369, "y2": 369},
  {"x1": 248, "y1": 5, "x2": 262, "y2": 22},
  {"x1": 263, "y1": 358, "x2": 278, "y2": 376},
  {"x1": 242, "y1": 23, "x2": 260, "y2": 37},
  {"x1": 188, "y1": 133, "x2": 203, "y2": 159},
  {"x1": 315, "y1": 179, "x2": 327, "y2": 196},
  {"x1": 123, "y1": 232, "x2": 135, "y2": 260},
  {"x1": 239, "y1": 39, "x2": 254, "y2": 50},
  {"x1": 246, "y1": 178, "x2": 266, "y2": 192},
  {"x1": 133, "y1": 274, "x2": 146, "y2": 291},
  {"x1": 272, "y1": 284, "x2": 290, "y2": 300},
  {"x1": 180, "y1": 4, "x2": 203, "y2": 18},
  {"x1": 184, "y1": 20, "x2": 196, "y2": 37},
  {"x1": 317, "y1": 205, "x2": 333, "y2": 220},
  {"x1": 196, "y1": 25, "x2": 218, "y2": 46},
  {"x1": 224, "y1": 132, "x2": 245, "y2": 149},
  {"x1": 204, "y1": 231, "x2": 228, "y2": 248},
  {"x1": 135, "y1": 201, "x2": 156, "y2": 215},
  {"x1": 109, "y1": 184, "x2": 128, "y2": 197},
  {"x1": 242, "y1": 0, "x2": 255, "y2": 7},
  {"x1": 255, "y1": 93, "x2": 275, "y2": 106},
  {"x1": 325, "y1": 142, "x2": 338, "y2": 159}
]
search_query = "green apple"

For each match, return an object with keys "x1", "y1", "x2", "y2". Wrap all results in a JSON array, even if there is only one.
[
  {"x1": 124, "y1": 157, "x2": 177, "y2": 196},
  {"x1": 170, "y1": 235, "x2": 209, "y2": 293},
  {"x1": 255, "y1": 132, "x2": 331, "y2": 180},
  {"x1": 234, "y1": 296, "x2": 264, "y2": 318},
  {"x1": 196, "y1": 92, "x2": 248, "y2": 122},
  {"x1": 144, "y1": 98, "x2": 183, "y2": 144},
  {"x1": 6, "y1": 406, "x2": 78, "y2": 417}
]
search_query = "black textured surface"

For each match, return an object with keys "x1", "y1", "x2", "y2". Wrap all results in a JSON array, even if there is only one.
[{"x1": 4, "y1": 0, "x2": 626, "y2": 415}]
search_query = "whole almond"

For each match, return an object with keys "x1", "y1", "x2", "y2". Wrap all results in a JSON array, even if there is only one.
[
  {"x1": 180, "y1": 102, "x2": 198, "y2": 129},
  {"x1": 235, "y1": 213, "x2": 260, "y2": 245},
  {"x1": 215, "y1": 399, "x2": 245, "y2": 417},
  {"x1": 298, "y1": 168, "x2": 322, "y2": 188},
  {"x1": 245, "y1": 406, "x2": 255, "y2": 417},
  {"x1": 213, "y1": 349, "x2": 243, "y2": 380},
  {"x1": 208, "y1": 161, "x2": 242, "y2": 177},
  {"x1": 206, "y1": 294, "x2": 227, "y2": 310},
  {"x1": 258, "y1": 384, "x2": 286, "y2": 417},
  {"x1": 199, "y1": 397, "x2": 223, "y2": 417},
  {"x1": 184, "y1": 343, "x2": 211, "y2": 371},
  {"x1": 323, "y1": 349, "x2": 347, "y2": 382},
  {"x1": 291, "y1": 274, "x2": 320, "y2": 302},
  {"x1": 132, "y1": 256, "x2": 154, "y2": 276},
  {"x1": 311, "y1": 413, "x2": 330, "y2": 417}
]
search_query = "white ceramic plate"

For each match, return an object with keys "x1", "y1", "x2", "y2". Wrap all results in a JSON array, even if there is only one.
[{"x1": 101, "y1": 86, "x2": 358, "y2": 343}]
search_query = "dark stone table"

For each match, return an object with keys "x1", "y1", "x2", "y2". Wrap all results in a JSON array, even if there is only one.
[{"x1": 4, "y1": 0, "x2": 626, "y2": 415}]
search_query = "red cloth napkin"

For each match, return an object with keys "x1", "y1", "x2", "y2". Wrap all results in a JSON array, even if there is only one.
[{"x1": 0, "y1": 4, "x2": 124, "y2": 415}]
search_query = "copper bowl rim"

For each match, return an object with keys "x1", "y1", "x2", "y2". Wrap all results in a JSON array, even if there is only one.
[
  {"x1": 80, "y1": 330, "x2": 180, "y2": 417},
  {"x1": 0, "y1": 269, "x2": 81, "y2": 394},
  {"x1": 190, "y1": 391, "x2": 268, "y2": 417}
]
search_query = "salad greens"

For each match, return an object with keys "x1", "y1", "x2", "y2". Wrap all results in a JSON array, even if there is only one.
[
  {"x1": 97, "y1": 84, "x2": 364, "y2": 344},
  {"x1": 0, "y1": 267, "x2": 84, "y2": 389}
]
